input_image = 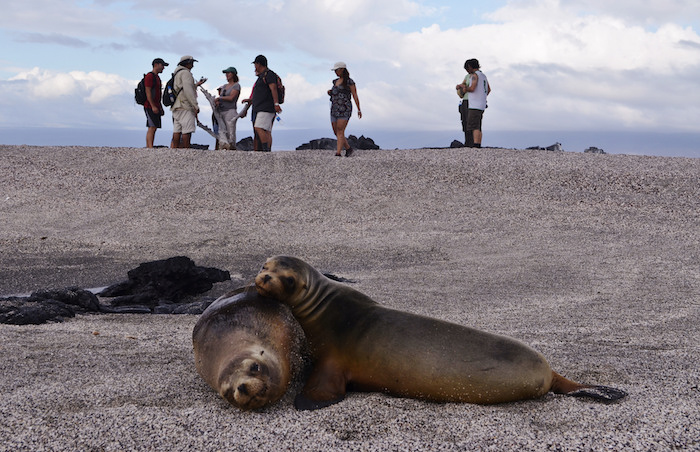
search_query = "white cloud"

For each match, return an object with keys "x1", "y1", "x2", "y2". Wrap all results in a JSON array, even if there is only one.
[
  {"x1": 2, "y1": 0, "x2": 700, "y2": 138},
  {"x1": 10, "y1": 68, "x2": 132, "y2": 104},
  {"x1": 2, "y1": 68, "x2": 140, "y2": 127}
]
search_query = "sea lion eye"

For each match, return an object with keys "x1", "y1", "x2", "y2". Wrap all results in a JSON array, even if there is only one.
[
  {"x1": 285, "y1": 277, "x2": 295, "y2": 287},
  {"x1": 250, "y1": 362, "x2": 260, "y2": 373}
]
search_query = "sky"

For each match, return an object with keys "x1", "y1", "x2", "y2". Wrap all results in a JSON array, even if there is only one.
[{"x1": 1, "y1": 0, "x2": 699, "y2": 155}]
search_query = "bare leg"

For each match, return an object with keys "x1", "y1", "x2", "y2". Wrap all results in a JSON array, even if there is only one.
[
  {"x1": 171, "y1": 132, "x2": 182, "y2": 148},
  {"x1": 472, "y1": 129, "x2": 482, "y2": 147},
  {"x1": 146, "y1": 127, "x2": 156, "y2": 148},
  {"x1": 255, "y1": 127, "x2": 272, "y2": 151},
  {"x1": 334, "y1": 118, "x2": 350, "y2": 156},
  {"x1": 181, "y1": 133, "x2": 192, "y2": 149}
]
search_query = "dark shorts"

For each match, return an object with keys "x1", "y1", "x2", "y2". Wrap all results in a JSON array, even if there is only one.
[
  {"x1": 145, "y1": 107, "x2": 162, "y2": 129},
  {"x1": 466, "y1": 108, "x2": 484, "y2": 131}
]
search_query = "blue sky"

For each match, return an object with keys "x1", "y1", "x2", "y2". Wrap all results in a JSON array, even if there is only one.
[{"x1": 1, "y1": 0, "x2": 699, "y2": 153}]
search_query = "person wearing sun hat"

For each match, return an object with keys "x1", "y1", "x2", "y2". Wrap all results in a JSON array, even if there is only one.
[
  {"x1": 170, "y1": 55, "x2": 205, "y2": 148},
  {"x1": 328, "y1": 61, "x2": 362, "y2": 157},
  {"x1": 214, "y1": 67, "x2": 241, "y2": 149}
]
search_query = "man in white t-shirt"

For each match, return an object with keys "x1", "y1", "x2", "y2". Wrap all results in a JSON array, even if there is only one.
[
  {"x1": 463, "y1": 58, "x2": 491, "y2": 148},
  {"x1": 456, "y1": 61, "x2": 474, "y2": 147}
]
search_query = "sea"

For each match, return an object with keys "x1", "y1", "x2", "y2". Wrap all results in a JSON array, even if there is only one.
[{"x1": 1, "y1": 127, "x2": 698, "y2": 158}]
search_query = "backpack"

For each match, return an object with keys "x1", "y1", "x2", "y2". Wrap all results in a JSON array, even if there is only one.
[
  {"x1": 162, "y1": 72, "x2": 178, "y2": 107},
  {"x1": 265, "y1": 70, "x2": 285, "y2": 104},
  {"x1": 134, "y1": 74, "x2": 148, "y2": 105}
]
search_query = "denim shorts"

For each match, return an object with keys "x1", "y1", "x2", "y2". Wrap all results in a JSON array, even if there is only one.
[{"x1": 330, "y1": 112, "x2": 352, "y2": 122}]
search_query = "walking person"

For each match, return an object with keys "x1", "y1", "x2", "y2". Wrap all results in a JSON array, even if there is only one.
[
  {"x1": 464, "y1": 58, "x2": 490, "y2": 148},
  {"x1": 170, "y1": 55, "x2": 204, "y2": 149},
  {"x1": 144, "y1": 58, "x2": 168, "y2": 148},
  {"x1": 215, "y1": 67, "x2": 241, "y2": 149},
  {"x1": 328, "y1": 62, "x2": 361, "y2": 156},
  {"x1": 242, "y1": 55, "x2": 281, "y2": 152}
]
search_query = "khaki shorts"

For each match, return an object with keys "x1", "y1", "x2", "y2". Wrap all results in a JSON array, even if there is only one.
[
  {"x1": 172, "y1": 108, "x2": 196, "y2": 134},
  {"x1": 254, "y1": 111, "x2": 275, "y2": 132}
]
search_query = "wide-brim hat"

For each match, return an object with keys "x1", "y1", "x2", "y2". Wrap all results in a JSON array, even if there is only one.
[
  {"x1": 332, "y1": 62, "x2": 347, "y2": 71},
  {"x1": 179, "y1": 55, "x2": 198, "y2": 64},
  {"x1": 222, "y1": 67, "x2": 237, "y2": 74}
]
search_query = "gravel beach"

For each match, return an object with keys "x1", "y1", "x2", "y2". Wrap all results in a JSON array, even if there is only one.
[{"x1": 1, "y1": 145, "x2": 698, "y2": 451}]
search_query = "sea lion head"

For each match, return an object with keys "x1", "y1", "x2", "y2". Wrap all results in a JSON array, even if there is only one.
[
  {"x1": 255, "y1": 256, "x2": 312, "y2": 306},
  {"x1": 217, "y1": 350, "x2": 285, "y2": 411}
]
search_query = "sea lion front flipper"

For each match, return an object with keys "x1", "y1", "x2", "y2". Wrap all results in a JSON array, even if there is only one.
[
  {"x1": 294, "y1": 361, "x2": 347, "y2": 411},
  {"x1": 567, "y1": 385, "x2": 628, "y2": 403},
  {"x1": 294, "y1": 393, "x2": 345, "y2": 410}
]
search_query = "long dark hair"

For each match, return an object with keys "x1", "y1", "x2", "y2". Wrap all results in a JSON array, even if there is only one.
[{"x1": 338, "y1": 68, "x2": 350, "y2": 87}]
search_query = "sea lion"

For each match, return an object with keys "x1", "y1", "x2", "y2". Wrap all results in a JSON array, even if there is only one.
[
  {"x1": 192, "y1": 289, "x2": 307, "y2": 410},
  {"x1": 254, "y1": 256, "x2": 628, "y2": 411}
]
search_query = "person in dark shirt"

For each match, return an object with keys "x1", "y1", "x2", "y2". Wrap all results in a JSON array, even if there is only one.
[
  {"x1": 144, "y1": 58, "x2": 168, "y2": 148},
  {"x1": 242, "y1": 55, "x2": 281, "y2": 151}
]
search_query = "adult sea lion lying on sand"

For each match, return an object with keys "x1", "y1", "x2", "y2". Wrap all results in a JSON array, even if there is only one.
[
  {"x1": 254, "y1": 256, "x2": 628, "y2": 411},
  {"x1": 192, "y1": 289, "x2": 307, "y2": 410}
]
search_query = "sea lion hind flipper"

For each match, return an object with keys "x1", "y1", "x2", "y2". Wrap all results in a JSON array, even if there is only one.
[
  {"x1": 550, "y1": 371, "x2": 627, "y2": 403},
  {"x1": 567, "y1": 385, "x2": 628, "y2": 403}
]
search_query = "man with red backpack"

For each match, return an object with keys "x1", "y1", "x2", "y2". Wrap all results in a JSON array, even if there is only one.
[{"x1": 144, "y1": 58, "x2": 168, "y2": 148}]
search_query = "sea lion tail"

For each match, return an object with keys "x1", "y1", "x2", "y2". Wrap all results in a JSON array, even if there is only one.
[{"x1": 550, "y1": 371, "x2": 628, "y2": 403}]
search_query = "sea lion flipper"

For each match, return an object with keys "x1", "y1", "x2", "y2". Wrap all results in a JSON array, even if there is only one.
[
  {"x1": 294, "y1": 392, "x2": 345, "y2": 411},
  {"x1": 567, "y1": 385, "x2": 628, "y2": 403},
  {"x1": 294, "y1": 361, "x2": 347, "y2": 411},
  {"x1": 550, "y1": 371, "x2": 627, "y2": 403}
]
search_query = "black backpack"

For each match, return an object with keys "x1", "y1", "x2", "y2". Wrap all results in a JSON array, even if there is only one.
[
  {"x1": 134, "y1": 74, "x2": 148, "y2": 105},
  {"x1": 162, "y1": 72, "x2": 178, "y2": 107}
]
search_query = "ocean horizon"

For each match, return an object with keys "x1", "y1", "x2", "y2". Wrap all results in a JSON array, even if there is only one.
[{"x1": 1, "y1": 126, "x2": 698, "y2": 159}]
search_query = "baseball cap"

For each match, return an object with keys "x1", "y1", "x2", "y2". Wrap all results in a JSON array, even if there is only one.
[
  {"x1": 252, "y1": 55, "x2": 268, "y2": 66},
  {"x1": 222, "y1": 67, "x2": 238, "y2": 74},
  {"x1": 332, "y1": 62, "x2": 347, "y2": 71},
  {"x1": 152, "y1": 58, "x2": 169, "y2": 66}
]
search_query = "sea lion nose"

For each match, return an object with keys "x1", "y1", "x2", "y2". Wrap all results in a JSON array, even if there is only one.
[
  {"x1": 237, "y1": 384, "x2": 249, "y2": 396},
  {"x1": 263, "y1": 274, "x2": 271, "y2": 283}
]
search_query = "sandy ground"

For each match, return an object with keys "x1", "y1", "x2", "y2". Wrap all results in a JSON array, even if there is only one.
[{"x1": 0, "y1": 145, "x2": 699, "y2": 451}]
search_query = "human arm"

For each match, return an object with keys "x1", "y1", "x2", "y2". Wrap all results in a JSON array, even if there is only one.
[
  {"x1": 179, "y1": 71, "x2": 200, "y2": 113},
  {"x1": 350, "y1": 84, "x2": 361, "y2": 119},
  {"x1": 466, "y1": 73, "x2": 477, "y2": 93},
  {"x1": 268, "y1": 81, "x2": 282, "y2": 113},
  {"x1": 144, "y1": 73, "x2": 159, "y2": 113}
]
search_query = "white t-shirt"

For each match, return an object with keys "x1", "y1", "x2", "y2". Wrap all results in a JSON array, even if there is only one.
[{"x1": 468, "y1": 70, "x2": 489, "y2": 111}]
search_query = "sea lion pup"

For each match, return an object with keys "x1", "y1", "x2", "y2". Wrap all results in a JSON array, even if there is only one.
[
  {"x1": 192, "y1": 288, "x2": 307, "y2": 410},
  {"x1": 255, "y1": 256, "x2": 628, "y2": 411}
]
